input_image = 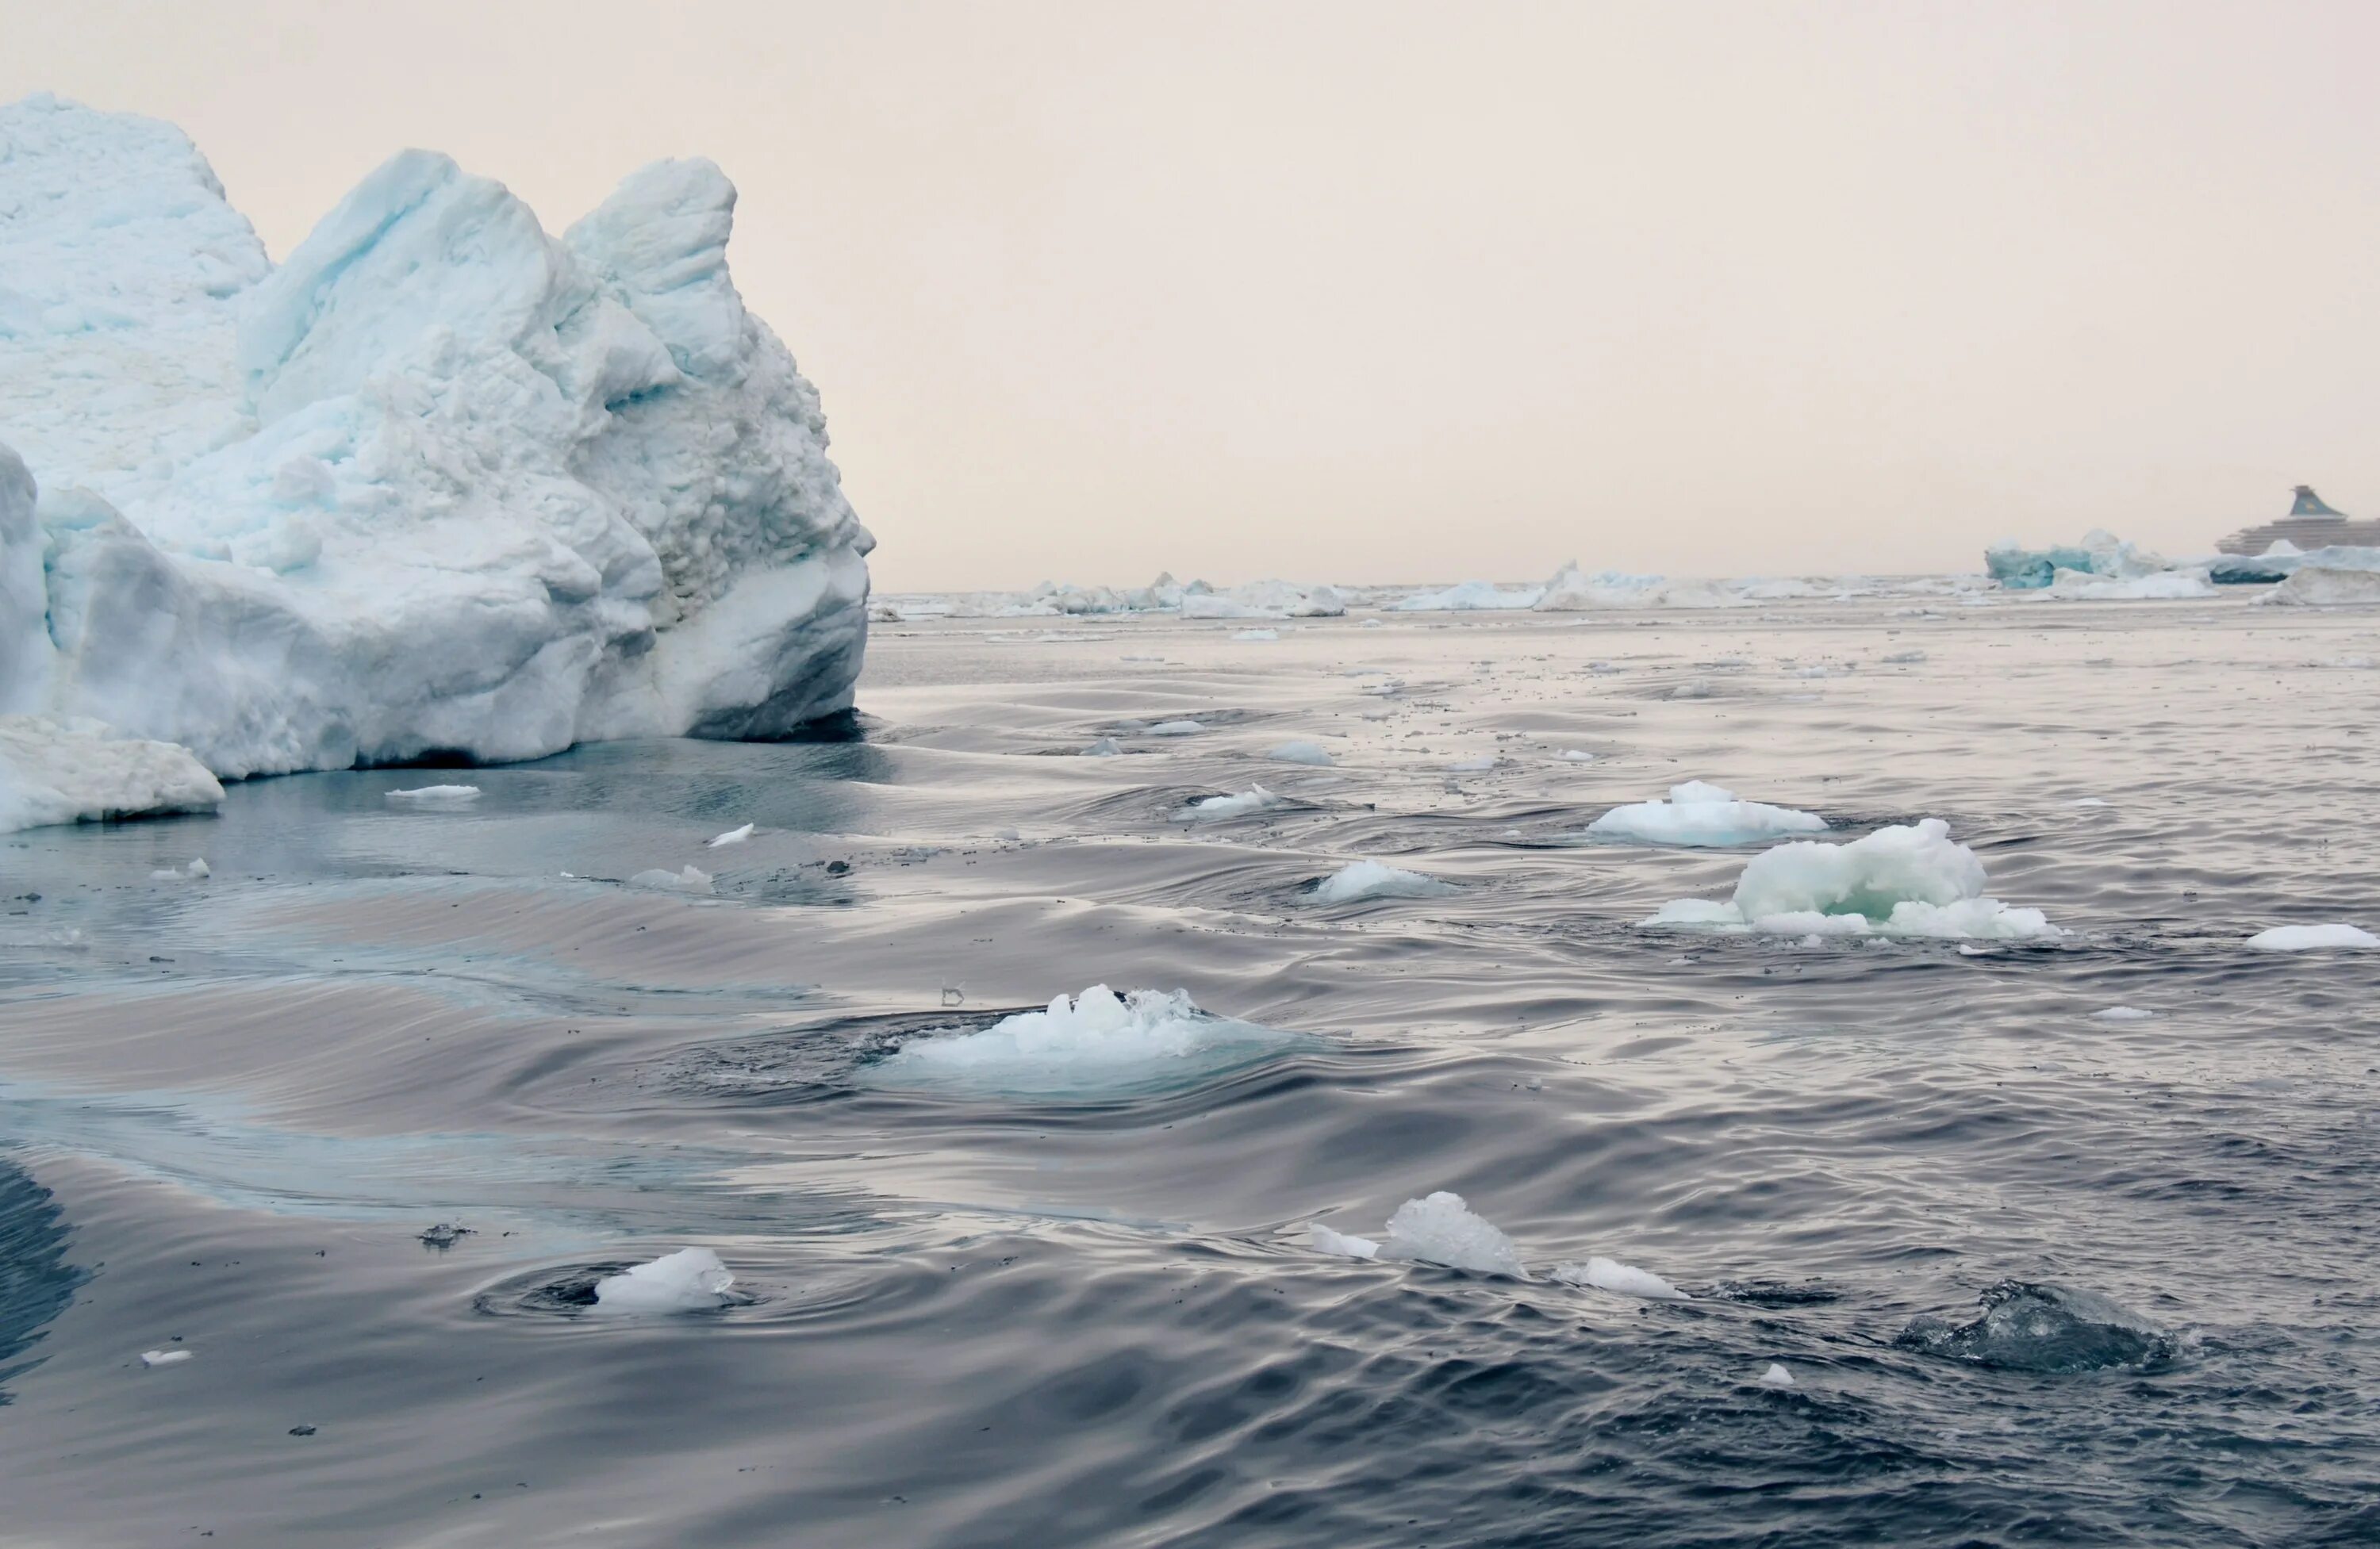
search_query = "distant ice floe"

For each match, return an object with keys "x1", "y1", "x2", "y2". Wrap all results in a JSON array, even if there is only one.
[
  {"x1": 1642, "y1": 819, "x2": 2061, "y2": 941},
  {"x1": 386, "y1": 784, "x2": 481, "y2": 807},
  {"x1": 1550, "y1": 1256, "x2": 1690, "y2": 1302},
  {"x1": 1311, "y1": 860, "x2": 1457, "y2": 904},
  {"x1": 1145, "y1": 719, "x2": 1206, "y2": 738},
  {"x1": 2090, "y1": 1006, "x2": 2158, "y2": 1022},
  {"x1": 864, "y1": 985, "x2": 1307, "y2": 1098},
  {"x1": 2244, "y1": 923, "x2": 2377, "y2": 952},
  {"x1": 707, "y1": 822, "x2": 754, "y2": 847},
  {"x1": 1182, "y1": 580, "x2": 1346, "y2": 620},
  {"x1": 630, "y1": 864, "x2": 714, "y2": 895},
  {"x1": 1176, "y1": 787, "x2": 1284, "y2": 822},
  {"x1": 1230, "y1": 627, "x2": 1280, "y2": 642},
  {"x1": 592, "y1": 1247, "x2": 736, "y2": 1313},
  {"x1": 1756, "y1": 1363, "x2": 1795, "y2": 1388},
  {"x1": 0, "y1": 714, "x2": 224, "y2": 833},
  {"x1": 1268, "y1": 740, "x2": 1334, "y2": 766},
  {"x1": 1583, "y1": 780, "x2": 1827, "y2": 847},
  {"x1": 1389, "y1": 580, "x2": 1544, "y2": 612}
]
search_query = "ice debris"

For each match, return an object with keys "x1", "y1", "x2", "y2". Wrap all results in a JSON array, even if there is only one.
[
  {"x1": 150, "y1": 858, "x2": 210, "y2": 880},
  {"x1": 864, "y1": 985, "x2": 1305, "y2": 1097},
  {"x1": 0, "y1": 715, "x2": 224, "y2": 834},
  {"x1": 1391, "y1": 580, "x2": 1543, "y2": 612},
  {"x1": 592, "y1": 1247, "x2": 736, "y2": 1313},
  {"x1": 630, "y1": 864, "x2": 714, "y2": 895},
  {"x1": 1145, "y1": 720, "x2": 1206, "y2": 738},
  {"x1": 2244, "y1": 923, "x2": 2377, "y2": 951},
  {"x1": 1584, "y1": 780, "x2": 1826, "y2": 847},
  {"x1": 1311, "y1": 860, "x2": 1457, "y2": 904},
  {"x1": 2090, "y1": 1006, "x2": 2158, "y2": 1022},
  {"x1": 1231, "y1": 627, "x2": 1280, "y2": 642},
  {"x1": 386, "y1": 784, "x2": 480, "y2": 807},
  {"x1": 1756, "y1": 1362, "x2": 1795, "y2": 1388},
  {"x1": 1176, "y1": 787, "x2": 1284, "y2": 822},
  {"x1": 1984, "y1": 529, "x2": 2170, "y2": 589},
  {"x1": 1379, "y1": 1192, "x2": 1529, "y2": 1278},
  {"x1": 1081, "y1": 737, "x2": 1124, "y2": 757},
  {"x1": 706, "y1": 822, "x2": 754, "y2": 847},
  {"x1": 140, "y1": 1348, "x2": 191, "y2": 1367},
  {"x1": 1268, "y1": 740, "x2": 1334, "y2": 767},
  {"x1": 1307, "y1": 1223, "x2": 1380, "y2": 1260},
  {"x1": 1551, "y1": 1256, "x2": 1690, "y2": 1302},
  {"x1": 1642, "y1": 819, "x2": 2061, "y2": 940}
]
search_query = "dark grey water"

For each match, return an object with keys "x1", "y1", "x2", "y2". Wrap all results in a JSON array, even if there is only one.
[{"x1": 3, "y1": 599, "x2": 2378, "y2": 1546}]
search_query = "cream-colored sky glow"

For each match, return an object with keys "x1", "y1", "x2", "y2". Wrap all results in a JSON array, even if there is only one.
[{"x1": 7, "y1": 1, "x2": 2376, "y2": 589}]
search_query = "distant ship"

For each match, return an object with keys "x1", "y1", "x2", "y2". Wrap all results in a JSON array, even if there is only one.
[{"x1": 2218, "y1": 486, "x2": 2380, "y2": 554}]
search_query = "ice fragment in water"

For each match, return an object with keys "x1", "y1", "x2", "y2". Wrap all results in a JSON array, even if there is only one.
[
  {"x1": 1145, "y1": 720, "x2": 1205, "y2": 737},
  {"x1": 386, "y1": 784, "x2": 480, "y2": 806},
  {"x1": 140, "y1": 1349, "x2": 190, "y2": 1367},
  {"x1": 1552, "y1": 1256, "x2": 1688, "y2": 1301},
  {"x1": 2245, "y1": 923, "x2": 2377, "y2": 951},
  {"x1": 2090, "y1": 1006, "x2": 2156, "y2": 1021},
  {"x1": 592, "y1": 1248, "x2": 735, "y2": 1313},
  {"x1": 1374, "y1": 1191, "x2": 1528, "y2": 1279},
  {"x1": 865, "y1": 985, "x2": 1307, "y2": 1098},
  {"x1": 1895, "y1": 1280, "x2": 2174, "y2": 1372},
  {"x1": 1757, "y1": 1363, "x2": 1795, "y2": 1388},
  {"x1": 1311, "y1": 860, "x2": 1456, "y2": 904},
  {"x1": 706, "y1": 823, "x2": 754, "y2": 847},
  {"x1": 1081, "y1": 737, "x2": 1124, "y2": 757},
  {"x1": 152, "y1": 857, "x2": 210, "y2": 880},
  {"x1": 1231, "y1": 628, "x2": 1280, "y2": 642},
  {"x1": 1641, "y1": 819, "x2": 2061, "y2": 941},
  {"x1": 1308, "y1": 1223, "x2": 1380, "y2": 1260},
  {"x1": 1268, "y1": 741, "x2": 1334, "y2": 766},
  {"x1": 1176, "y1": 787, "x2": 1284, "y2": 822},
  {"x1": 629, "y1": 864, "x2": 713, "y2": 895},
  {"x1": 1585, "y1": 780, "x2": 1826, "y2": 847}
]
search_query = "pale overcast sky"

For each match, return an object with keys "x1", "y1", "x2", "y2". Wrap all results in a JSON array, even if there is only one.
[{"x1": 7, "y1": 1, "x2": 2376, "y2": 589}]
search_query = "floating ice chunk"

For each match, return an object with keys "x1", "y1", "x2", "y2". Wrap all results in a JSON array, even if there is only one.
[
  {"x1": 2258, "y1": 550, "x2": 2380, "y2": 607},
  {"x1": 1308, "y1": 1223, "x2": 1380, "y2": 1260},
  {"x1": 1557, "y1": 749, "x2": 1595, "y2": 762},
  {"x1": 1376, "y1": 1191, "x2": 1528, "y2": 1279},
  {"x1": 140, "y1": 1348, "x2": 192, "y2": 1367},
  {"x1": 2245, "y1": 923, "x2": 2377, "y2": 951},
  {"x1": 1358, "y1": 617, "x2": 1383, "y2": 628},
  {"x1": 592, "y1": 1247, "x2": 735, "y2": 1313},
  {"x1": 2045, "y1": 567, "x2": 2216, "y2": 601},
  {"x1": 1879, "y1": 650, "x2": 1928, "y2": 664},
  {"x1": 386, "y1": 784, "x2": 480, "y2": 806},
  {"x1": 0, "y1": 715, "x2": 225, "y2": 834},
  {"x1": 1551, "y1": 1256, "x2": 1688, "y2": 1301},
  {"x1": 706, "y1": 822, "x2": 754, "y2": 847},
  {"x1": 1584, "y1": 780, "x2": 1827, "y2": 847},
  {"x1": 1445, "y1": 755, "x2": 1499, "y2": 773},
  {"x1": 864, "y1": 985, "x2": 1306, "y2": 1098},
  {"x1": 1145, "y1": 719, "x2": 1206, "y2": 737},
  {"x1": 2090, "y1": 1006, "x2": 2157, "y2": 1021},
  {"x1": 1642, "y1": 819, "x2": 2061, "y2": 941},
  {"x1": 1390, "y1": 580, "x2": 1545, "y2": 612},
  {"x1": 629, "y1": 864, "x2": 713, "y2": 894},
  {"x1": 1231, "y1": 628, "x2": 1280, "y2": 642},
  {"x1": 2069, "y1": 797, "x2": 2111, "y2": 807},
  {"x1": 1757, "y1": 1363, "x2": 1795, "y2": 1388},
  {"x1": 1311, "y1": 860, "x2": 1457, "y2": 904},
  {"x1": 1176, "y1": 786, "x2": 1284, "y2": 822},
  {"x1": 1668, "y1": 678, "x2": 1715, "y2": 700},
  {"x1": 1081, "y1": 737, "x2": 1124, "y2": 757},
  {"x1": 1269, "y1": 741, "x2": 1334, "y2": 766},
  {"x1": 151, "y1": 857, "x2": 211, "y2": 880}
]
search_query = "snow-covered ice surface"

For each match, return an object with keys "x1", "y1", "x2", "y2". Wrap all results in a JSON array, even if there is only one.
[
  {"x1": 0, "y1": 94, "x2": 870, "y2": 799},
  {"x1": 6, "y1": 600, "x2": 2380, "y2": 1546},
  {"x1": 1582, "y1": 780, "x2": 1827, "y2": 847}
]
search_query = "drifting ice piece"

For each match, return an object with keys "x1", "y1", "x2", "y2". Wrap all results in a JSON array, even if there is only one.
[
  {"x1": 592, "y1": 1247, "x2": 736, "y2": 1313},
  {"x1": 0, "y1": 714, "x2": 225, "y2": 832},
  {"x1": 1642, "y1": 819, "x2": 2062, "y2": 940},
  {"x1": 1584, "y1": 780, "x2": 1827, "y2": 847}
]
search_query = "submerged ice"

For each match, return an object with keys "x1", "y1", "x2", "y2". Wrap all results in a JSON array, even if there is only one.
[
  {"x1": 863, "y1": 986, "x2": 1307, "y2": 1098},
  {"x1": 1644, "y1": 819, "x2": 2060, "y2": 940},
  {"x1": 1896, "y1": 1280, "x2": 2174, "y2": 1373},
  {"x1": 0, "y1": 94, "x2": 871, "y2": 828}
]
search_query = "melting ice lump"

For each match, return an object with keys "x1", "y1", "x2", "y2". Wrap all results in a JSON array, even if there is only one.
[
  {"x1": 1583, "y1": 780, "x2": 1827, "y2": 847},
  {"x1": 706, "y1": 822, "x2": 754, "y2": 847},
  {"x1": 0, "y1": 96, "x2": 871, "y2": 806},
  {"x1": 1895, "y1": 1281, "x2": 2175, "y2": 1373},
  {"x1": 1307, "y1": 1223, "x2": 1381, "y2": 1260},
  {"x1": 864, "y1": 986, "x2": 1306, "y2": 1098},
  {"x1": 1551, "y1": 1256, "x2": 1690, "y2": 1302},
  {"x1": 2245, "y1": 923, "x2": 2377, "y2": 951},
  {"x1": 1311, "y1": 860, "x2": 1457, "y2": 904},
  {"x1": 630, "y1": 864, "x2": 714, "y2": 895},
  {"x1": 1641, "y1": 819, "x2": 2061, "y2": 941},
  {"x1": 1373, "y1": 1192, "x2": 1530, "y2": 1279},
  {"x1": 1268, "y1": 740, "x2": 1334, "y2": 766},
  {"x1": 0, "y1": 715, "x2": 223, "y2": 832},
  {"x1": 386, "y1": 784, "x2": 481, "y2": 806},
  {"x1": 1756, "y1": 1362, "x2": 1795, "y2": 1388},
  {"x1": 591, "y1": 1247, "x2": 736, "y2": 1313},
  {"x1": 1175, "y1": 787, "x2": 1285, "y2": 822}
]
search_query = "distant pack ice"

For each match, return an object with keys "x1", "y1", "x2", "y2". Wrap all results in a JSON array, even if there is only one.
[{"x1": 0, "y1": 94, "x2": 871, "y2": 804}]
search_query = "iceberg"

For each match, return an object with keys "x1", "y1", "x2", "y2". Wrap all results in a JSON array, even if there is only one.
[
  {"x1": 1642, "y1": 819, "x2": 2062, "y2": 940},
  {"x1": 2255, "y1": 546, "x2": 2380, "y2": 607},
  {"x1": 1983, "y1": 528, "x2": 2169, "y2": 589},
  {"x1": 0, "y1": 94, "x2": 870, "y2": 822},
  {"x1": 1583, "y1": 780, "x2": 1827, "y2": 847},
  {"x1": 1311, "y1": 859, "x2": 1457, "y2": 903},
  {"x1": 592, "y1": 1247, "x2": 736, "y2": 1313},
  {"x1": 0, "y1": 713, "x2": 224, "y2": 831}
]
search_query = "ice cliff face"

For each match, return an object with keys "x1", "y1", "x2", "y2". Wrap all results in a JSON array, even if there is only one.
[{"x1": 0, "y1": 94, "x2": 869, "y2": 789}]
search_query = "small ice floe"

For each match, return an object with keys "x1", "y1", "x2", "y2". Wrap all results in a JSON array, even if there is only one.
[
  {"x1": 1269, "y1": 741, "x2": 1335, "y2": 767},
  {"x1": 140, "y1": 1348, "x2": 190, "y2": 1367},
  {"x1": 2069, "y1": 797, "x2": 2111, "y2": 808},
  {"x1": 864, "y1": 985, "x2": 1306, "y2": 1097},
  {"x1": 707, "y1": 823, "x2": 755, "y2": 848},
  {"x1": 1081, "y1": 737, "x2": 1125, "y2": 757},
  {"x1": 1641, "y1": 819, "x2": 2061, "y2": 941},
  {"x1": 1146, "y1": 719, "x2": 1206, "y2": 737},
  {"x1": 592, "y1": 1248, "x2": 736, "y2": 1313},
  {"x1": 629, "y1": 865, "x2": 714, "y2": 895},
  {"x1": 1756, "y1": 1363, "x2": 1795, "y2": 1388},
  {"x1": 1669, "y1": 678, "x2": 1715, "y2": 700},
  {"x1": 1552, "y1": 1256, "x2": 1689, "y2": 1302},
  {"x1": 1309, "y1": 1193, "x2": 1527, "y2": 1279},
  {"x1": 1308, "y1": 1223, "x2": 1380, "y2": 1260},
  {"x1": 151, "y1": 858, "x2": 211, "y2": 880},
  {"x1": 1311, "y1": 860, "x2": 1457, "y2": 904},
  {"x1": 1232, "y1": 628, "x2": 1280, "y2": 642},
  {"x1": 386, "y1": 784, "x2": 481, "y2": 806},
  {"x1": 1358, "y1": 617, "x2": 1384, "y2": 628},
  {"x1": 2090, "y1": 1006, "x2": 2157, "y2": 1022},
  {"x1": 1176, "y1": 786, "x2": 1284, "y2": 822},
  {"x1": 2245, "y1": 923, "x2": 2377, "y2": 952},
  {"x1": 1557, "y1": 750, "x2": 1595, "y2": 763},
  {"x1": 1879, "y1": 650, "x2": 1928, "y2": 665},
  {"x1": 1584, "y1": 780, "x2": 1825, "y2": 847}
]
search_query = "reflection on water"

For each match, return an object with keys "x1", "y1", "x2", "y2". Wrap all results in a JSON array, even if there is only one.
[{"x1": 1, "y1": 599, "x2": 2377, "y2": 1544}]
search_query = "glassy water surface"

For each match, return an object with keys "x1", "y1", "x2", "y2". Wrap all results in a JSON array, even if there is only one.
[{"x1": 2, "y1": 598, "x2": 2377, "y2": 1546}]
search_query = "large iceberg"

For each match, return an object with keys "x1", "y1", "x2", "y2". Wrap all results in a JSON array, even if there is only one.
[
  {"x1": 1983, "y1": 529, "x2": 2169, "y2": 590},
  {"x1": 2255, "y1": 546, "x2": 2380, "y2": 607},
  {"x1": 0, "y1": 94, "x2": 869, "y2": 818}
]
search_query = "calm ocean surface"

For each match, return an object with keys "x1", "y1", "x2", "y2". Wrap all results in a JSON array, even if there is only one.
[{"x1": 2, "y1": 596, "x2": 2377, "y2": 1547}]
